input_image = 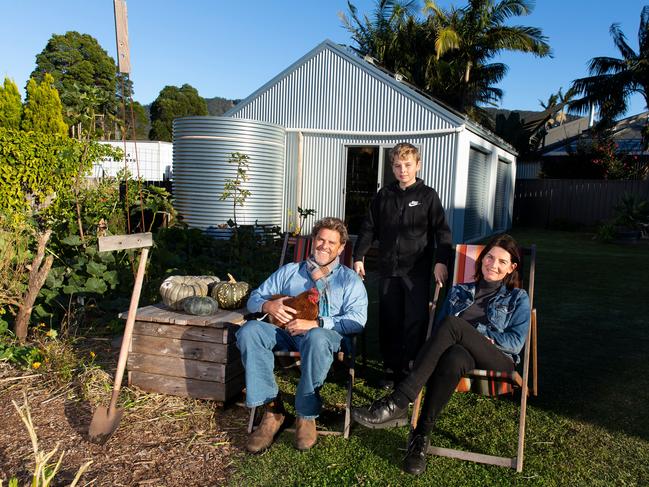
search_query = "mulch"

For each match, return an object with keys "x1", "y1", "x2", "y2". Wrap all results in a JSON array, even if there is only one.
[{"x1": 0, "y1": 349, "x2": 251, "y2": 486}]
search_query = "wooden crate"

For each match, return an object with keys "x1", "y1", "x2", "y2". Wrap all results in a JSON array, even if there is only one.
[{"x1": 120, "y1": 304, "x2": 246, "y2": 402}]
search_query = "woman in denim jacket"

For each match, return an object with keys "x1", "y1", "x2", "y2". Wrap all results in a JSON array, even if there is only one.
[{"x1": 352, "y1": 234, "x2": 530, "y2": 476}]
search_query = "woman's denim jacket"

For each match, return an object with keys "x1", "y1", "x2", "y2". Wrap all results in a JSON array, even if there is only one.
[{"x1": 435, "y1": 282, "x2": 531, "y2": 363}]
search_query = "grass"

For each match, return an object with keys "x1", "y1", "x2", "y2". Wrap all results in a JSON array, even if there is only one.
[{"x1": 229, "y1": 229, "x2": 649, "y2": 486}]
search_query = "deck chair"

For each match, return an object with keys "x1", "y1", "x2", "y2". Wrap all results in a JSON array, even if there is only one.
[
  {"x1": 409, "y1": 243, "x2": 538, "y2": 472},
  {"x1": 247, "y1": 233, "x2": 360, "y2": 438}
]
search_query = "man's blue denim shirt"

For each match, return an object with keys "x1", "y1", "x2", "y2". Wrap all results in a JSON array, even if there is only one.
[{"x1": 247, "y1": 261, "x2": 368, "y2": 336}]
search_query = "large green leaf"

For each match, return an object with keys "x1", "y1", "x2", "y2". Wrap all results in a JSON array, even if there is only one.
[
  {"x1": 86, "y1": 261, "x2": 107, "y2": 277},
  {"x1": 62, "y1": 284, "x2": 82, "y2": 295},
  {"x1": 61, "y1": 234, "x2": 83, "y2": 246},
  {"x1": 103, "y1": 270, "x2": 119, "y2": 288},
  {"x1": 84, "y1": 277, "x2": 108, "y2": 294}
]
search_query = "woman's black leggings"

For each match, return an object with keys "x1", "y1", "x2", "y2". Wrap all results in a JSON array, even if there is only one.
[{"x1": 397, "y1": 315, "x2": 515, "y2": 434}]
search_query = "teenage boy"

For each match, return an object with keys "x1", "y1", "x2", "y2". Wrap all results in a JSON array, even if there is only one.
[{"x1": 353, "y1": 142, "x2": 452, "y2": 389}]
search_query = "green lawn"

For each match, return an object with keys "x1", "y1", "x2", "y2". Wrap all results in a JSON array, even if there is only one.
[{"x1": 229, "y1": 229, "x2": 649, "y2": 486}]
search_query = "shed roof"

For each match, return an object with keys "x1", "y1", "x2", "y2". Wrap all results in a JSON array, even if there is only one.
[{"x1": 226, "y1": 39, "x2": 516, "y2": 154}]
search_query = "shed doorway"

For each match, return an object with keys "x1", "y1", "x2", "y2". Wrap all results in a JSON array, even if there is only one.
[{"x1": 344, "y1": 146, "x2": 396, "y2": 235}]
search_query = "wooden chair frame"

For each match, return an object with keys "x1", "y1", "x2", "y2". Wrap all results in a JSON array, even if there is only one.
[
  {"x1": 409, "y1": 243, "x2": 537, "y2": 472},
  {"x1": 247, "y1": 233, "x2": 361, "y2": 438}
]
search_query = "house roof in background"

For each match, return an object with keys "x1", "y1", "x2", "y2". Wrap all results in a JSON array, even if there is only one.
[{"x1": 540, "y1": 111, "x2": 649, "y2": 156}]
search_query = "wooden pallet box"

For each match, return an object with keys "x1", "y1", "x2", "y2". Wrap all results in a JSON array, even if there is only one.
[{"x1": 120, "y1": 304, "x2": 246, "y2": 402}]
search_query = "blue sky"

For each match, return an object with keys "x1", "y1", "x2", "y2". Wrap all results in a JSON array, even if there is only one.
[{"x1": 1, "y1": 0, "x2": 647, "y2": 116}]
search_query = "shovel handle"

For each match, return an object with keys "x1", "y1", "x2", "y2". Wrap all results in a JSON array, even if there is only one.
[{"x1": 108, "y1": 247, "x2": 149, "y2": 412}]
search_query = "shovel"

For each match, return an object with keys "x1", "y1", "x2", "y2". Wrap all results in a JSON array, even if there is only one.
[{"x1": 89, "y1": 243, "x2": 149, "y2": 444}]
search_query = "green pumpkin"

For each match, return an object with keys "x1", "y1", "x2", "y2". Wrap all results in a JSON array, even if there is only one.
[
  {"x1": 211, "y1": 273, "x2": 250, "y2": 310},
  {"x1": 183, "y1": 296, "x2": 220, "y2": 316},
  {"x1": 160, "y1": 276, "x2": 208, "y2": 310}
]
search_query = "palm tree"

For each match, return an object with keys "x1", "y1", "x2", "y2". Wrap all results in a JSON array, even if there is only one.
[
  {"x1": 425, "y1": 0, "x2": 551, "y2": 112},
  {"x1": 339, "y1": 0, "x2": 420, "y2": 76},
  {"x1": 539, "y1": 92, "x2": 559, "y2": 128},
  {"x1": 341, "y1": 0, "x2": 551, "y2": 120},
  {"x1": 570, "y1": 6, "x2": 649, "y2": 124}
]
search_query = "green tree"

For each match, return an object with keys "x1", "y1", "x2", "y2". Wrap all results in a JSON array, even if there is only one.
[
  {"x1": 341, "y1": 0, "x2": 551, "y2": 121},
  {"x1": 570, "y1": 6, "x2": 649, "y2": 127},
  {"x1": 0, "y1": 77, "x2": 22, "y2": 129},
  {"x1": 0, "y1": 128, "x2": 117, "y2": 340},
  {"x1": 123, "y1": 100, "x2": 150, "y2": 140},
  {"x1": 31, "y1": 31, "x2": 118, "y2": 138},
  {"x1": 149, "y1": 84, "x2": 208, "y2": 141},
  {"x1": 21, "y1": 73, "x2": 68, "y2": 136}
]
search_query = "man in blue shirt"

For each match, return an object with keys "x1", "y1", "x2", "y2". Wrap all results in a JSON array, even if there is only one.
[{"x1": 237, "y1": 217, "x2": 368, "y2": 453}]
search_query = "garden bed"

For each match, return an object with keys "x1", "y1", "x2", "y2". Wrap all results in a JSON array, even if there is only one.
[{"x1": 0, "y1": 341, "x2": 250, "y2": 486}]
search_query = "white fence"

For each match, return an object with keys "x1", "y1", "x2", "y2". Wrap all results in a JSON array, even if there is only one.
[{"x1": 94, "y1": 141, "x2": 173, "y2": 181}]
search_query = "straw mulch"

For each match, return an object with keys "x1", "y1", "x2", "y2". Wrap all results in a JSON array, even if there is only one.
[{"x1": 0, "y1": 340, "x2": 250, "y2": 486}]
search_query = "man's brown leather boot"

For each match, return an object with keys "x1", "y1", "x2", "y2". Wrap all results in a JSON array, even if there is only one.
[
  {"x1": 295, "y1": 417, "x2": 317, "y2": 451},
  {"x1": 246, "y1": 399, "x2": 285, "y2": 453}
]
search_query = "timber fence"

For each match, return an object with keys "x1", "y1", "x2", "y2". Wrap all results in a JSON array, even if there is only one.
[{"x1": 514, "y1": 179, "x2": 649, "y2": 227}]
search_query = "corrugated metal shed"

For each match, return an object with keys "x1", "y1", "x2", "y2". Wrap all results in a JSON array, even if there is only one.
[{"x1": 221, "y1": 39, "x2": 517, "y2": 242}]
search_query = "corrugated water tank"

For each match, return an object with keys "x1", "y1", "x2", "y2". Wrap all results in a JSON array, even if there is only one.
[{"x1": 173, "y1": 117, "x2": 286, "y2": 233}]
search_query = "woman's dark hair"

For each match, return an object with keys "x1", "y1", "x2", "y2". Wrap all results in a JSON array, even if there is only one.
[{"x1": 473, "y1": 234, "x2": 523, "y2": 289}]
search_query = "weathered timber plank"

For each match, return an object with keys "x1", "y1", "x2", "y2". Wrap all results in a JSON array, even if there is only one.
[
  {"x1": 127, "y1": 353, "x2": 243, "y2": 382},
  {"x1": 133, "y1": 321, "x2": 237, "y2": 344},
  {"x1": 130, "y1": 371, "x2": 245, "y2": 401},
  {"x1": 113, "y1": 0, "x2": 131, "y2": 73},
  {"x1": 130, "y1": 334, "x2": 239, "y2": 363},
  {"x1": 99, "y1": 232, "x2": 152, "y2": 252},
  {"x1": 119, "y1": 304, "x2": 245, "y2": 328}
]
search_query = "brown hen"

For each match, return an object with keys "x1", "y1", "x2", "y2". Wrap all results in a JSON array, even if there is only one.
[{"x1": 268, "y1": 287, "x2": 319, "y2": 328}]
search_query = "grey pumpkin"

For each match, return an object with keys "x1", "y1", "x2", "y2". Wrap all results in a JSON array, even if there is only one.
[
  {"x1": 183, "y1": 296, "x2": 219, "y2": 315},
  {"x1": 193, "y1": 275, "x2": 221, "y2": 294},
  {"x1": 159, "y1": 276, "x2": 208, "y2": 310}
]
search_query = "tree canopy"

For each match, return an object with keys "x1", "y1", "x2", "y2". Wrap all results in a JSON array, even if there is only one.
[
  {"x1": 0, "y1": 77, "x2": 22, "y2": 130},
  {"x1": 341, "y1": 0, "x2": 551, "y2": 123},
  {"x1": 149, "y1": 84, "x2": 208, "y2": 141},
  {"x1": 570, "y1": 5, "x2": 649, "y2": 126},
  {"x1": 31, "y1": 31, "x2": 118, "y2": 138},
  {"x1": 21, "y1": 73, "x2": 68, "y2": 136},
  {"x1": 123, "y1": 100, "x2": 150, "y2": 140}
]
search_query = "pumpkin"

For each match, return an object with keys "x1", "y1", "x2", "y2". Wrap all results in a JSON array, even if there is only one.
[
  {"x1": 193, "y1": 275, "x2": 221, "y2": 293},
  {"x1": 211, "y1": 273, "x2": 250, "y2": 310},
  {"x1": 183, "y1": 296, "x2": 219, "y2": 316},
  {"x1": 160, "y1": 276, "x2": 208, "y2": 310}
]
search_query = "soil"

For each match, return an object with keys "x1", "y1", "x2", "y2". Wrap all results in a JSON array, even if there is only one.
[{"x1": 0, "y1": 347, "x2": 250, "y2": 487}]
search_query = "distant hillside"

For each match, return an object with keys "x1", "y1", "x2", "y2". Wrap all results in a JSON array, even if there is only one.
[
  {"x1": 484, "y1": 107, "x2": 579, "y2": 125},
  {"x1": 205, "y1": 96, "x2": 241, "y2": 116},
  {"x1": 143, "y1": 96, "x2": 240, "y2": 119},
  {"x1": 484, "y1": 107, "x2": 580, "y2": 156},
  {"x1": 486, "y1": 108, "x2": 542, "y2": 124}
]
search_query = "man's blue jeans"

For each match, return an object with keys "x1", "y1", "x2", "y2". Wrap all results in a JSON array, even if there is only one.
[{"x1": 236, "y1": 320, "x2": 343, "y2": 419}]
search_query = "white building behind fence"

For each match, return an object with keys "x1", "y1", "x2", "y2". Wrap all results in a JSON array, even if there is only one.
[{"x1": 95, "y1": 141, "x2": 173, "y2": 181}]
